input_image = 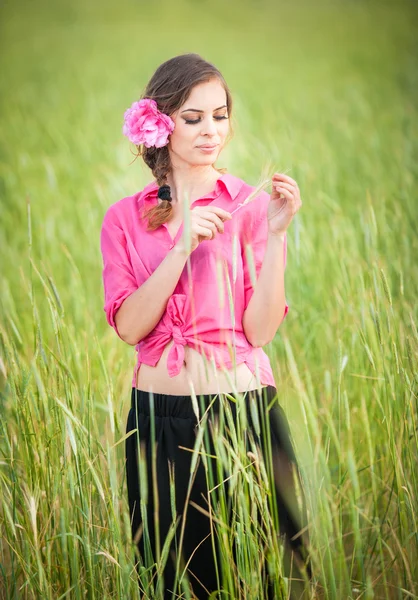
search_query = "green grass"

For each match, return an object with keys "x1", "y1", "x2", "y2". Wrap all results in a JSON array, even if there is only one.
[{"x1": 0, "y1": 0, "x2": 417, "y2": 597}]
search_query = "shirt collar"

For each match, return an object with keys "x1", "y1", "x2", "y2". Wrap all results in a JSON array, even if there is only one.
[{"x1": 140, "y1": 172, "x2": 243, "y2": 204}]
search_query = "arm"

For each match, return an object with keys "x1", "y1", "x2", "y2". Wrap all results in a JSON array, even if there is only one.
[
  {"x1": 242, "y1": 231, "x2": 288, "y2": 347},
  {"x1": 115, "y1": 245, "x2": 189, "y2": 345},
  {"x1": 100, "y1": 209, "x2": 190, "y2": 346},
  {"x1": 241, "y1": 171, "x2": 301, "y2": 346}
]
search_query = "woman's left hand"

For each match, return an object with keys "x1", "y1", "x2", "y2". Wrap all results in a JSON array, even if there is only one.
[{"x1": 267, "y1": 172, "x2": 302, "y2": 236}]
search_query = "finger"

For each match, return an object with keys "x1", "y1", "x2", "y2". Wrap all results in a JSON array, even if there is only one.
[
  {"x1": 272, "y1": 172, "x2": 297, "y2": 186},
  {"x1": 202, "y1": 212, "x2": 225, "y2": 233},
  {"x1": 198, "y1": 219, "x2": 218, "y2": 236},
  {"x1": 206, "y1": 206, "x2": 233, "y2": 220},
  {"x1": 273, "y1": 186, "x2": 294, "y2": 203},
  {"x1": 272, "y1": 173, "x2": 298, "y2": 187},
  {"x1": 274, "y1": 187, "x2": 301, "y2": 214},
  {"x1": 196, "y1": 224, "x2": 216, "y2": 240},
  {"x1": 273, "y1": 181, "x2": 296, "y2": 196}
]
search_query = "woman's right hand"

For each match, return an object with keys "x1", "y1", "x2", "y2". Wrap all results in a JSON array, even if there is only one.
[{"x1": 176, "y1": 206, "x2": 233, "y2": 254}]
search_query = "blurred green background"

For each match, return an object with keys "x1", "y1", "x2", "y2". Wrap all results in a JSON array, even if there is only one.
[{"x1": 1, "y1": 0, "x2": 417, "y2": 597}]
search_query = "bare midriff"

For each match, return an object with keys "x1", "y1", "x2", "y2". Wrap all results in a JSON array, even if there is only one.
[{"x1": 135, "y1": 338, "x2": 268, "y2": 395}]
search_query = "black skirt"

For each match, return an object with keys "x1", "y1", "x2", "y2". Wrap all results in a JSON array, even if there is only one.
[{"x1": 125, "y1": 385, "x2": 312, "y2": 599}]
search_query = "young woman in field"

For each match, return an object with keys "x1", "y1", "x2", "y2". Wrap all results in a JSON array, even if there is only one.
[{"x1": 100, "y1": 53, "x2": 311, "y2": 598}]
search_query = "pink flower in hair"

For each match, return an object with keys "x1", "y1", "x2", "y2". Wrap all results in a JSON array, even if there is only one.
[{"x1": 122, "y1": 98, "x2": 175, "y2": 148}]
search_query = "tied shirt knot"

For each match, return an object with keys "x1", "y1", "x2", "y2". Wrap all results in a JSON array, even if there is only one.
[{"x1": 171, "y1": 324, "x2": 186, "y2": 346}]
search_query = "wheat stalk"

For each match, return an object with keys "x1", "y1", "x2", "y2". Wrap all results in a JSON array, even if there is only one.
[{"x1": 230, "y1": 167, "x2": 292, "y2": 216}]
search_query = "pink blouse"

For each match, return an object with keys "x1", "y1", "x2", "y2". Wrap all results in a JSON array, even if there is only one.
[{"x1": 100, "y1": 172, "x2": 289, "y2": 388}]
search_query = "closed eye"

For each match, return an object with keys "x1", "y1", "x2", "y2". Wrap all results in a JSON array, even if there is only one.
[{"x1": 184, "y1": 116, "x2": 229, "y2": 125}]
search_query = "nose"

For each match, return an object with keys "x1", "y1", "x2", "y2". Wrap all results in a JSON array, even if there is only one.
[{"x1": 201, "y1": 116, "x2": 218, "y2": 136}]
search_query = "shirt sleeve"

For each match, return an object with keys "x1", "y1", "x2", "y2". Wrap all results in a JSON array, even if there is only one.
[
  {"x1": 100, "y1": 208, "x2": 138, "y2": 339},
  {"x1": 242, "y1": 202, "x2": 289, "y2": 322}
]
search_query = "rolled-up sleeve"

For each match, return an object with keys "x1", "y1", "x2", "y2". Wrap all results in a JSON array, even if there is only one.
[
  {"x1": 242, "y1": 199, "x2": 289, "y2": 322},
  {"x1": 100, "y1": 208, "x2": 138, "y2": 339}
]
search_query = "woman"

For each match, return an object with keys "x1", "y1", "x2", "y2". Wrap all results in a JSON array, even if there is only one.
[{"x1": 100, "y1": 53, "x2": 311, "y2": 598}]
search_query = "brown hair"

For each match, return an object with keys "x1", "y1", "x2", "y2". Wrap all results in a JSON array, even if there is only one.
[{"x1": 133, "y1": 53, "x2": 234, "y2": 230}]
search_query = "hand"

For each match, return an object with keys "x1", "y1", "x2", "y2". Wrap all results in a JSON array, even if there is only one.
[
  {"x1": 177, "y1": 205, "x2": 232, "y2": 254},
  {"x1": 267, "y1": 172, "x2": 302, "y2": 236}
]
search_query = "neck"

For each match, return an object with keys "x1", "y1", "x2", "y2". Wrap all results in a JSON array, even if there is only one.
[{"x1": 164, "y1": 166, "x2": 221, "y2": 205}]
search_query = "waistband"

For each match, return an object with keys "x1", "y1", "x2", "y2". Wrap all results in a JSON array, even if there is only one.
[{"x1": 130, "y1": 385, "x2": 278, "y2": 419}]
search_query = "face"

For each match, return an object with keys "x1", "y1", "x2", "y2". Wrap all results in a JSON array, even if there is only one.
[{"x1": 167, "y1": 79, "x2": 230, "y2": 168}]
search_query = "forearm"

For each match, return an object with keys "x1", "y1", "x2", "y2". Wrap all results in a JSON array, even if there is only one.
[
  {"x1": 115, "y1": 243, "x2": 190, "y2": 345},
  {"x1": 242, "y1": 232, "x2": 287, "y2": 347}
]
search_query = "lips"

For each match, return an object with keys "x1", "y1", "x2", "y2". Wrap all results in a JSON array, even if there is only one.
[{"x1": 197, "y1": 144, "x2": 218, "y2": 148}]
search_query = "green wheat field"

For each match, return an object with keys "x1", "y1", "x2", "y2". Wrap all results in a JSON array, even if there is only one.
[{"x1": 0, "y1": 0, "x2": 417, "y2": 598}]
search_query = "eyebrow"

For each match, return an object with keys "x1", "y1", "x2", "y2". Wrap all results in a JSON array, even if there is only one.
[{"x1": 181, "y1": 104, "x2": 227, "y2": 114}]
